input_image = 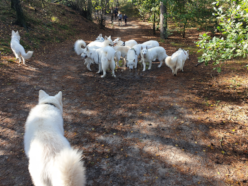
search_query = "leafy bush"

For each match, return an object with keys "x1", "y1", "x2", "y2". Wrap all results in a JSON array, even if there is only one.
[{"x1": 196, "y1": 0, "x2": 248, "y2": 71}]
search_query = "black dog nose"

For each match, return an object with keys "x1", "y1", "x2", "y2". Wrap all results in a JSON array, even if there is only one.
[{"x1": 174, "y1": 74, "x2": 177, "y2": 76}]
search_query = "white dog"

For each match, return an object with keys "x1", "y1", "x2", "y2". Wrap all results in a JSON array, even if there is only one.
[
  {"x1": 10, "y1": 30, "x2": 33, "y2": 65},
  {"x1": 101, "y1": 46, "x2": 116, "y2": 78},
  {"x1": 141, "y1": 46, "x2": 168, "y2": 71},
  {"x1": 113, "y1": 45, "x2": 131, "y2": 67},
  {"x1": 74, "y1": 39, "x2": 100, "y2": 71},
  {"x1": 24, "y1": 90, "x2": 86, "y2": 186},
  {"x1": 126, "y1": 44, "x2": 154, "y2": 69},
  {"x1": 96, "y1": 34, "x2": 104, "y2": 42},
  {"x1": 86, "y1": 46, "x2": 116, "y2": 78},
  {"x1": 113, "y1": 37, "x2": 137, "y2": 48},
  {"x1": 165, "y1": 48, "x2": 189, "y2": 76},
  {"x1": 88, "y1": 36, "x2": 113, "y2": 47}
]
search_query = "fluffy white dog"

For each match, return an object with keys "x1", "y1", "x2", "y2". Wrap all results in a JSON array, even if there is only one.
[
  {"x1": 96, "y1": 33, "x2": 104, "y2": 42},
  {"x1": 74, "y1": 39, "x2": 100, "y2": 71},
  {"x1": 126, "y1": 44, "x2": 154, "y2": 69},
  {"x1": 101, "y1": 46, "x2": 116, "y2": 78},
  {"x1": 10, "y1": 30, "x2": 33, "y2": 65},
  {"x1": 86, "y1": 46, "x2": 116, "y2": 78},
  {"x1": 113, "y1": 45, "x2": 131, "y2": 67},
  {"x1": 24, "y1": 90, "x2": 86, "y2": 186},
  {"x1": 113, "y1": 37, "x2": 137, "y2": 48},
  {"x1": 141, "y1": 46, "x2": 168, "y2": 71},
  {"x1": 88, "y1": 36, "x2": 113, "y2": 47},
  {"x1": 165, "y1": 48, "x2": 189, "y2": 76}
]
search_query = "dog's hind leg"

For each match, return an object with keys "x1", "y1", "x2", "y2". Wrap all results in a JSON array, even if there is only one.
[
  {"x1": 97, "y1": 63, "x2": 102, "y2": 74},
  {"x1": 101, "y1": 69, "x2": 106, "y2": 78},
  {"x1": 110, "y1": 60, "x2": 116, "y2": 78},
  {"x1": 158, "y1": 60, "x2": 163, "y2": 68},
  {"x1": 86, "y1": 62, "x2": 92, "y2": 71}
]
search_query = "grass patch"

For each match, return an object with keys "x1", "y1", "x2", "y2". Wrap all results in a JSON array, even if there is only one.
[{"x1": 58, "y1": 24, "x2": 69, "y2": 30}]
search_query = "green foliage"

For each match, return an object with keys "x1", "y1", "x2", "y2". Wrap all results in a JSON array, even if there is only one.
[
  {"x1": 136, "y1": 0, "x2": 216, "y2": 38},
  {"x1": 196, "y1": 0, "x2": 248, "y2": 71}
]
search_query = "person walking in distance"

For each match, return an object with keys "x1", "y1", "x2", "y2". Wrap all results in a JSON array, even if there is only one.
[
  {"x1": 123, "y1": 14, "x2": 128, "y2": 26},
  {"x1": 118, "y1": 12, "x2": 123, "y2": 26}
]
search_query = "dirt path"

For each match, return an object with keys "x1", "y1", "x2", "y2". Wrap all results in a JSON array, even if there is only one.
[{"x1": 1, "y1": 16, "x2": 247, "y2": 186}]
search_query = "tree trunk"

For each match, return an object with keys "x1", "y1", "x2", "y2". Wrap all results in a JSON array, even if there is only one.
[
  {"x1": 153, "y1": 11, "x2": 155, "y2": 35},
  {"x1": 87, "y1": 0, "x2": 92, "y2": 21},
  {"x1": 12, "y1": 0, "x2": 27, "y2": 30},
  {"x1": 11, "y1": 0, "x2": 15, "y2": 9},
  {"x1": 160, "y1": 1, "x2": 167, "y2": 39}
]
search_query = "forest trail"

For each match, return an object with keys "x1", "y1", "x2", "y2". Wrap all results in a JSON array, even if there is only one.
[{"x1": 0, "y1": 14, "x2": 247, "y2": 186}]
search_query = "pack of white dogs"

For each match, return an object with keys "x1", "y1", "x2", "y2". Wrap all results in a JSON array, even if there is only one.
[
  {"x1": 10, "y1": 30, "x2": 190, "y2": 186},
  {"x1": 74, "y1": 33, "x2": 190, "y2": 77}
]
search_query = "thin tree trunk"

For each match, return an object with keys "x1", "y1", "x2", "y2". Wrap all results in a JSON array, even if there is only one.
[
  {"x1": 153, "y1": 11, "x2": 155, "y2": 35},
  {"x1": 13, "y1": 0, "x2": 27, "y2": 30},
  {"x1": 160, "y1": 1, "x2": 167, "y2": 39},
  {"x1": 182, "y1": 19, "x2": 187, "y2": 38}
]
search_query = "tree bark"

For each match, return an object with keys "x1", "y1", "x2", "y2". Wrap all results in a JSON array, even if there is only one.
[
  {"x1": 153, "y1": 11, "x2": 155, "y2": 35},
  {"x1": 12, "y1": 0, "x2": 27, "y2": 30},
  {"x1": 160, "y1": 1, "x2": 167, "y2": 39}
]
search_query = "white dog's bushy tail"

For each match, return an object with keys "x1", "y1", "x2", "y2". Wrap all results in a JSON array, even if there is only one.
[
  {"x1": 22, "y1": 50, "x2": 33, "y2": 59},
  {"x1": 53, "y1": 148, "x2": 86, "y2": 186},
  {"x1": 102, "y1": 46, "x2": 115, "y2": 61},
  {"x1": 74, "y1": 40, "x2": 86, "y2": 55}
]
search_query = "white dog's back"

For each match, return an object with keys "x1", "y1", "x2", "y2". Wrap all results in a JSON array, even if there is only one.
[
  {"x1": 142, "y1": 40, "x2": 159, "y2": 48},
  {"x1": 24, "y1": 90, "x2": 86, "y2": 186}
]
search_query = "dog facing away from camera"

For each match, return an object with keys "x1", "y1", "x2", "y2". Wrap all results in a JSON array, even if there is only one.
[
  {"x1": 86, "y1": 46, "x2": 116, "y2": 78},
  {"x1": 141, "y1": 46, "x2": 168, "y2": 71},
  {"x1": 165, "y1": 48, "x2": 189, "y2": 76},
  {"x1": 74, "y1": 39, "x2": 100, "y2": 71},
  {"x1": 10, "y1": 30, "x2": 33, "y2": 65},
  {"x1": 24, "y1": 90, "x2": 86, "y2": 186}
]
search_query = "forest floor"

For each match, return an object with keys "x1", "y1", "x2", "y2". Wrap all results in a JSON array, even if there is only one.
[{"x1": 1, "y1": 3, "x2": 248, "y2": 186}]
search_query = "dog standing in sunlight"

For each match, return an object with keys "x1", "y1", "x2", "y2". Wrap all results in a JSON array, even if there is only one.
[
  {"x1": 24, "y1": 90, "x2": 86, "y2": 186},
  {"x1": 10, "y1": 30, "x2": 33, "y2": 65},
  {"x1": 165, "y1": 48, "x2": 189, "y2": 76}
]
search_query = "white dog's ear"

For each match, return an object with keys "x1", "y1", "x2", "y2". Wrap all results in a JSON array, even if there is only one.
[
  {"x1": 39, "y1": 90, "x2": 49, "y2": 101},
  {"x1": 108, "y1": 36, "x2": 111, "y2": 39},
  {"x1": 55, "y1": 91, "x2": 62, "y2": 105},
  {"x1": 105, "y1": 36, "x2": 108, "y2": 40}
]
